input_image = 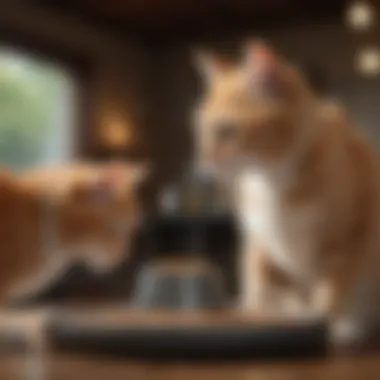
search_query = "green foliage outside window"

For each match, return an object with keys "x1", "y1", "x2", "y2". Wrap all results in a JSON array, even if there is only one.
[{"x1": 0, "y1": 48, "x2": 70, "y2": 171}]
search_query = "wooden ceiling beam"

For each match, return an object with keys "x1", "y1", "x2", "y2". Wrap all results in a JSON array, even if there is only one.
[{"x1": 33, "y1": 0, "x2": 347, "y2": 44}]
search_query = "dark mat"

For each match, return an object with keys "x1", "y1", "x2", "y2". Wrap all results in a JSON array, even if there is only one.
[{"x1": 49, "y1": 315, "x2": 328, "y2": 362}]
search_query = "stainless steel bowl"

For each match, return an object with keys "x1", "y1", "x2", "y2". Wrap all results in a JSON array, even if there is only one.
[{"x1": 131, "y1": 258, "x2": 227, "y2": 310}]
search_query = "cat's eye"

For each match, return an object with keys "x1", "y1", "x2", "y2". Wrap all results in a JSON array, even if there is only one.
[
  {"x1": 109, "y1": 220, "x2": 128, "y2": 237},
  {"x1": 215, "y1": 122, "x2": 238, "y2": 141}
]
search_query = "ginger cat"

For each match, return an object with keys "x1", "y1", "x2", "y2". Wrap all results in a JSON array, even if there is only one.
[
  {"x1": 193, "y1": 41, "x2": 380, "y2": 348},
  {"x1": 0, "y1": 161, "x2": 149, "y2": 303}
]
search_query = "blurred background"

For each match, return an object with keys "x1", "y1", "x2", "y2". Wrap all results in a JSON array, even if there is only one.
[
  {"x1": 2, "y1": 0, "x2": 379, "y2": 183},
  {"x1": 1, "y1": 0, "x2": 378, "y2": 301},
  {"x1": 1, "y1": 0, "x2": 380, "y2": 378}
]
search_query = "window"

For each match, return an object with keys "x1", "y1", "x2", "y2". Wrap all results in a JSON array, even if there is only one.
[{"x1": 0, "y1": 45, "x2": 78, "y2": 172}]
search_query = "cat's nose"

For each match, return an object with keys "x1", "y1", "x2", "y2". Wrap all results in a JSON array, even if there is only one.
[{"x1": 215, "y1": 123, "x2": 238, "y2": 142}]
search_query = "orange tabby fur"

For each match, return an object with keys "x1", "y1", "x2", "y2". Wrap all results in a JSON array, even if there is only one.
[
  {"x1": 0, "y1": 161, "x2": 148, "y2": 302},
  {"x1": 194, "y1": 42, "x2": 380, "y2": 347}
]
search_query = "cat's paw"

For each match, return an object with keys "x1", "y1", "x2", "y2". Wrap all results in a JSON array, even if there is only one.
[
  {"x1": 234, "y1": 299, "x2": 274, "y2": 319},
  {"x1": 330, "y1": 318, "x2": 366, "y2": 352}
]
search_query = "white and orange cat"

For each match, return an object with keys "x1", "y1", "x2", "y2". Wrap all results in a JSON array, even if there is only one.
[
  {"x1": 194, "y1": 41, "x2": 380, "y2": 347},
  {"x1": 0, "y1": 160, "x2": 149, "y2": 303}
]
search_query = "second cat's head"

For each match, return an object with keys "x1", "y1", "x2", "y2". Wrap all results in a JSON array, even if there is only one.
[{"x1": 31, "y1": 161, "x2": 150, "y2": 272}]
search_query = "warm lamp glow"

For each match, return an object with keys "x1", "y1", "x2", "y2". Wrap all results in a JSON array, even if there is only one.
[
  {"x1": 355, "y1": 47, "x2": 380, "y2": 77},
  {"x1": 346, "y1": 1, "x2": 376, "y2": 31},
  {"x1": 100, "y1": 113, "x2": 133, "y2": 150}
]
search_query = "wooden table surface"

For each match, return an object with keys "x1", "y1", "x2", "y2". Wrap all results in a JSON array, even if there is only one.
[{"x1": 1, "y1": 352, "x2": 380, "y2": 380}]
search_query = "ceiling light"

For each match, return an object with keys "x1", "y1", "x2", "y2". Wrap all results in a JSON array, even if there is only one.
[
  {"x1": 346, "y1": 1, "x2": 375, "y2": 31},
  {"x1": 355, "y1": 47, "x2": 380, "y2": 77}
]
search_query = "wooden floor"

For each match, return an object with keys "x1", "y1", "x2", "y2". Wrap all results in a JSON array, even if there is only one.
[{"x1": 1, "y1": 352, "x2": 380, "y2": 380}]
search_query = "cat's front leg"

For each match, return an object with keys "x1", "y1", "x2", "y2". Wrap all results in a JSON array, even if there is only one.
[
  {"x1": 5, "y1": 255, "x2": 69, "y2": 304},
  {"x1": 311, "y1": 256, "x2": 366, "y2": 350},
  {"x1": 238, "y1": 236, "x2": 271, "y2": 316}
]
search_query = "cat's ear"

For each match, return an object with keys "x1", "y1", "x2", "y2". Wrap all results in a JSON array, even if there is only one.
[
  {"x1": 243, "y1": 41, "x2": 285, "y2": 97},
  {"x1": 128, "y1": 163, "x2": 150, "y2": 187},
  {"x1": 88, "y1": 174, "x2": 115, "y2": 203},
  {"x1": 100, "y1": 162, "x2": 150, "y2": 194},
  {"x1": 80, "y1": 165, "x2": 123, "y2": 203},
  {"x1": 193, "y1": 50, "x2": 231, "y2": 83},
  {"x1": 82, "y1": 162, "x2": 150, "y2": 203}
]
